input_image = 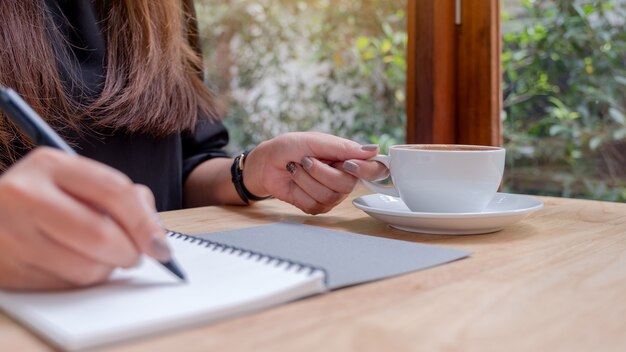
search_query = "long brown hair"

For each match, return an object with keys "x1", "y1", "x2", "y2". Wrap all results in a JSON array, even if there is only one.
[{"x1": 0, "y1": 0, "x2": 215, "y2": 169}]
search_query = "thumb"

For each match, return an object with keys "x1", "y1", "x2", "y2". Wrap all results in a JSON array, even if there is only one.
[
  {"x1": 300, "y1": 133, "x2": 380, "y2": 161},
  {"x1": 135, "y1": 185, "x2": 170, "y2": 262}
]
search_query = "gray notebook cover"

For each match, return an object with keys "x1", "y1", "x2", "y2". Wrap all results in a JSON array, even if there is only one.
[{"x1": 198, "y1": 222, "x2": 469, "y2": 289}]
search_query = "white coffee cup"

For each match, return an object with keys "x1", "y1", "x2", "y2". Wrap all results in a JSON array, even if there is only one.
[{"x1": 363, "y1": 144, "x2": 506, "y2": 213}]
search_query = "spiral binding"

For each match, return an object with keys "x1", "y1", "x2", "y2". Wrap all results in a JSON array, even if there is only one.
[{"x1": 166, "y1": 230, "x2": 328, "y2": 283}]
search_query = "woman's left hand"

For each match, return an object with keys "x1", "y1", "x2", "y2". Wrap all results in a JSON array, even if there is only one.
[{"x1": 243, "y1": 132, "x2": 389, "y2": 214}]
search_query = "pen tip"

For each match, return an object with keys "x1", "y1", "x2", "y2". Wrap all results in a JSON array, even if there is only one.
[{"x1": 161, "y1": 259, "x2": 186, "y2": 281}]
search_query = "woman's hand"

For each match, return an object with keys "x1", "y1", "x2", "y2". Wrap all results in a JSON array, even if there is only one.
[
  {"x1": 243, "y1": 132, "x2": 389, "y2": 214},
  {"x1": 0, "y1": 148, "x2": 167, "y2": 290}
]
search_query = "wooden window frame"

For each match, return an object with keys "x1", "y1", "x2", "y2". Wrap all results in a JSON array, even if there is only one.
[{"x1": 406, "y1": 0, "x2": 501, "y2": 146}]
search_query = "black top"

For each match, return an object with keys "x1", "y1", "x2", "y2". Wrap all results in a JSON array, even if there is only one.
[{"x1": 39, "y1": 0, "x2": 229, "y2": 211}]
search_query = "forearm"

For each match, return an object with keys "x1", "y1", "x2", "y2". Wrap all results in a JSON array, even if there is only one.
[
  {"x1": 182, "y1": 152, "x2": 271, "y2": 208},
  {"x1": 183, "y1": 157, "x2": 242, "y2": 208}
]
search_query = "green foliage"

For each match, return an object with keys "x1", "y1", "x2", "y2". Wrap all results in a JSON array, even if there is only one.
[
  {"x1": 503, "y1": 0, "x2": 626, "y2": 201},
  {"x1": 195, "y1": 0, "x2": 406, "y2": 153}
]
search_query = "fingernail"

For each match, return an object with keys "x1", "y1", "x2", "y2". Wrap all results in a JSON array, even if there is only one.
[
  {"x1": 343, "y1": 161, "x2": 359, "y2": 174},
  {"x1": 361, "y1": 144, "x2": 379, "y2": 151},
  {"x1": 151, "y1": 235, "x2": 172, "y2": 262},
  {"x1": 301, "y1": 157, "x2": 313, "y2": 171},
  {"x1": 286, "y1": 161, "x2": 297, "y2": 175}
]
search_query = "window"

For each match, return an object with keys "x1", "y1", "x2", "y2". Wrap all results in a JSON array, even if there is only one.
[
  {"x1": 406, "y1": 0, "x2": 501, "y2": 146},
  {"x1": 502, "y1": 0, "x2": 626, "y2": 201}
]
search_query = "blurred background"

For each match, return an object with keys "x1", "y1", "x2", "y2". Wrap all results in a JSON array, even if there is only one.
[
  {"x1": 195, "y1": 0, "x2": 626, "y2": 202},
  {"x1": 502, "y1": 0, "x2": 626, "y2": 201},
  {"x1": 195, "y1": 0, "x2": 407, "y2": 154}
]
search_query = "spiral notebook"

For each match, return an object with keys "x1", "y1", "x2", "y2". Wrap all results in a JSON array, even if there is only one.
[
  {"x1": 0, "y1": 224, "x2": 469, "y2": 351},
  {"x1": 0, "y1": 230, "x2": 327, "y2": 351}
]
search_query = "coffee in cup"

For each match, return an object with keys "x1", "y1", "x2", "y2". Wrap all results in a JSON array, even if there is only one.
[{"x1": 363, "y1": 144, "x2": 506, "y2": 213}]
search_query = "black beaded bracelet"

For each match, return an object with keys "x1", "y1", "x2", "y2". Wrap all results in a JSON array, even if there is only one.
[{"x1": 230, "y1": 150, "x2": 272, "y2": 204}]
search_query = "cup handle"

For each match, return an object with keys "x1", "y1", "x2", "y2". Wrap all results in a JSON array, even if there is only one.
[{"x1": 360, "y1": 155, "x2": 400, "y2": 198}]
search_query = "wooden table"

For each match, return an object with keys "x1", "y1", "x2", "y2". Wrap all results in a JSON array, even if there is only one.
[{"x1": 3, "y1": 188, "x2": 626, "y2": 351}]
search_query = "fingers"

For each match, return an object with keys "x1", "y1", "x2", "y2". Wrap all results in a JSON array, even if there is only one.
[
  {"x1": 25, "y1": 230, "x2": 114, "y2": 287},
  {"x1": 285, "y1": 160, "x2": 350, "y2": 214},
  {"x1": 277, "y1": 132, "x2": 380, "y2": 162},
  {"x1": 128, "y1": 184, "x2": 171, "y2": 260},
  {"x1": 283, "y1": 156, "x2": 389, "y2": 215},
  {"x1": 243, "y1": 135, "x2": 382, "y2": 211},
  {"x1": 32, "y1": 187, "x2": 140, "y2": 268},
  {"x1": 0, "y1": 148, "x2": 166, "y2": 290},
  {"x1": 300, "y1": 132, "x2": 380, "y2": 161},
  {"x1": 286, "y1": 183, "x2": 331, "y2": 215},
  {"x1": 0, "y1": 152, "x2": 142, "y2": 268},
  {"x1": 301, "y1": 157, "x2": 358, "y2": 193},
  {"x1": 0, "y1": 259, "x2": 75, "y2": 291},
  {"x1": 46, "y1": 153, "x2": 168, "y2": 261},
  {"x1": 341, "y1": 159, "x2": 390, "y2": 181},
  {"x1": 0, "y1": 226, "x2": 112, "y2": 290}
]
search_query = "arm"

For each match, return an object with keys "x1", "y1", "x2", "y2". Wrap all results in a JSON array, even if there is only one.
[
  {"x1": 183, "y1": 156, "x2": 247, "y2": 207},
  {"x1": 183, "y1": 132, "x2": 389, "y2": 214}
]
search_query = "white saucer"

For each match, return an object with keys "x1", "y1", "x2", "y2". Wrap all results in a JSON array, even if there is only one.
[{"x1": 352, "y1": 193, "x2": 544, "y2": 235}]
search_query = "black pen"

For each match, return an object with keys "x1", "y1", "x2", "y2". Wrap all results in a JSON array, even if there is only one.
[{"x1": 0, "y1": 87, "x2": 186, "y2": 281}]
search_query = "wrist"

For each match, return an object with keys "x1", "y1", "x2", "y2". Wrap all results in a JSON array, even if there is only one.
[
  {"x1": 231, "y1": 147, "x2": 271, "y2": 204},
  {"x1": 242, "y1": 146, "x2": 271, "y2": 199}
]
